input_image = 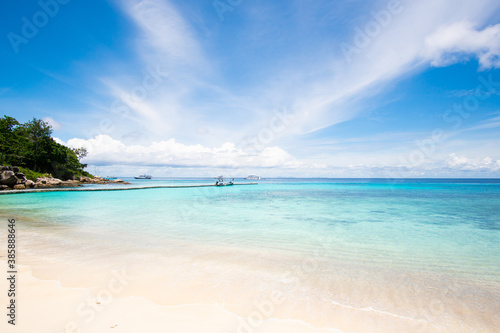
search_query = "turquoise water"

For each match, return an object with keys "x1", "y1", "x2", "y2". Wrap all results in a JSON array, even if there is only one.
[
  {"x1": 2, "y1": 178, "x2": 500, "y2": 281},
  {"x1": 1, "y1": 178, "x2": 500, "y2": 330}
]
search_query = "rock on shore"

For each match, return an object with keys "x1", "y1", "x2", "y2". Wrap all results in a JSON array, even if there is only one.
[
  {"x1": 0, "y1": 166, "x2": 131, "y2": 190},
  {"x1": 0, "y1": 166, "x2": 27, "y2": 188}
]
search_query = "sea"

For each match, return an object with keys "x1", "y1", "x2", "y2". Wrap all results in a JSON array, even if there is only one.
[{"x1": 1, "y1": 178, "x2": 499, "y2": 332}]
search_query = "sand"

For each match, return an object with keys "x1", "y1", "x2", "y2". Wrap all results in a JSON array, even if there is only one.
[
  {"x1": 1, "y1": 262, "x2": 344, "y2": 333},
  {"x1": 3, "y1": 259, "x2": 499, "y2": 333}
]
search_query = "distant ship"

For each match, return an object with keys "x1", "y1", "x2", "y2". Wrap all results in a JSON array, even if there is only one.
[
  {"x1": 245, "y1": 175, "x2": 261, "y2": 180},
  {"x1": 134, "y1": 174, "x2": 152, "y2": 179}
]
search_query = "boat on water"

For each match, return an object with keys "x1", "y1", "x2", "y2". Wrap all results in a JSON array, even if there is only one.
[
  {"x1": 215, "y1": 176, "x2": 234, "y2": 186},
  {"x1": 216, "y1": 182, "x2": 234, "y2": 186},
  {"x1": 134, "y1": 174, "x2": 152, "y2": 179},
  {"x1": 245, "y1": 175, "x2": 261, "y2": 180}
]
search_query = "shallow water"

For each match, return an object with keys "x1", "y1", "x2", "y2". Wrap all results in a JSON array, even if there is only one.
[{"x1": 1, "y1": 178, "x2": 499, "y2": 331}]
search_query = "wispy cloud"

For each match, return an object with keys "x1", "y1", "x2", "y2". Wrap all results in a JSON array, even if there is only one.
[
  {"x1": 100, "y1": 0, "x2": 500, "y2": 142},
  {"x1": 42, "y1": 116, "x2": 61, "y2": 130},
  {"x1": 122, "y1": 0, "x2": 205, "y2": 67},
  {"x1": 447, "y1": 88, "x2": 500, "y2": 97},
  {"x1": 460, "y1": 114, "x2": 500, "y2": 132},
  {"x1": 423, "y1": 21, "x2": 500, "y2": 69},
  {"x1": 286, "y1": 0, "x2": 500, "y2": 135},
  {"x1": 101, "y1": 0, "x2": 260, "y2": 144}
]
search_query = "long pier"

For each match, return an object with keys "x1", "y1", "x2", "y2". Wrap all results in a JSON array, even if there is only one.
[{"x1": 0, "y1": 183, "x2": 258, "y2": 195}]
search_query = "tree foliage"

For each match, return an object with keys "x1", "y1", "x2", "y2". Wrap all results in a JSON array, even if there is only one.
[
  {"x1": 0, "y1": 115, "x2": 92, "y2": 180},
  {"x1": 0, "y1": 116, "x2": 21, "y2": 165},
  {"x1": 72, "y1": 147, "x2": 88, "y2": 162}
]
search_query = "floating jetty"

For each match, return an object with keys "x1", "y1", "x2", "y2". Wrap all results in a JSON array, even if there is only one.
[{"x1": 0, "y1": 183, "x2": 258, "y2": 195}]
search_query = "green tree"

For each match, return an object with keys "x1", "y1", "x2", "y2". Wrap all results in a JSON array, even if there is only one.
[
  {"x1": 21, "y1": 118, "x2": 53, "y2": 172},
  {"x1": 72, "y1": 147, "x2": 88, "y2": 162},
  {"x1": 0, "y1": 115, "x2": 92, "y2": 180},
  {"x1": 0, "y1": 116, "x2": 20, "y2": 165}
]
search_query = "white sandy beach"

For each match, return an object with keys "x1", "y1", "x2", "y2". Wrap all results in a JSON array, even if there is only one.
[
  {"x1": 1, "y1": 246, "x2": 499, "y2": 333},
  {"x1": 1, "y1": 263, "x2": 351, "y2": 333}
]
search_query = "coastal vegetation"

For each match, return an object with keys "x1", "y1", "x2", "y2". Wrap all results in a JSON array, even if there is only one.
[{"x1": 0, "y1": 115, "x2": 92, "y2": 181}]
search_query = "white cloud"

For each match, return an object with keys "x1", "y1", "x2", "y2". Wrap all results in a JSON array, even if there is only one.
[
  {"x1": 423, "y1": 21, "x2": 500, "y2": 69},
  {"x1": 273, "y1": 0, "x2": 500, "y2": 136},
  {"x1": 62, "y1": 134, "x2": 305, "y2": 169},
  {"x1": 101, "y1": 0, "x2": 254, "y2": 144},
  {"x1": 55, "y1": 132, "x2": 500, "y2": 178},
  {"x1": 123, "y1": 0, "x2": 204, "y2": 66},
  {"x1": 447, "y1": 153, "x2": 500, "y2": 171},
  {"x1": 43, "y1": 116, "x2": 61, "y2": 130}
]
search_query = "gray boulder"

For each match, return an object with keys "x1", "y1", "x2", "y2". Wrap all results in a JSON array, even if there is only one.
[
  {"x1": 35, "y1": 177, "x2": 63, "y2": 187},
  {"x1": 111, "y1": 179, "x2": 132, "y2": 185},
  {"x1": 1, "y1": 170, "x2": 14, "y2": 179},
  {"x1": 15, "y1": 173, "x2": 27, "y2": 184},
  {"x1": 0, "y1": 170, "x2": 18, "y2": 187},
  {"x1": 60, "y1": 180, "x2": 81, "y2": 187}
]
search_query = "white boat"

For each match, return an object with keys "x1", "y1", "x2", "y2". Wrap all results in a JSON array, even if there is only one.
[
  {"x1": 245, "y1": 175, "x2": 261, "y2": 180},
  {"x1": 215, "y1": 176, "x2": 234, "y2": 186},
  {"x1": 134, "y1": 174, "x2": 152, "y2": 179}
]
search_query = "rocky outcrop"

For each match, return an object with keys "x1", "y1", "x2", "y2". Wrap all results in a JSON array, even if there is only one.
[
  {"x1": 0, "y1": 166, "x2": 27, "y2": 188},
  {"x1": 34, "y1": 177, "x2": 63, "y2": 188},
  {"x1": 79, "y1": 176, "x2": 106, "y2": 184},
  {"x1": 0, "y1": 170, "x2": 17, "y2": 187},
  {"x1": 0, "y1": 165, "x2": 131, "y2": 190},
  {"x1": 78, "y1": 176, "x2": 130, "y2": 185}
]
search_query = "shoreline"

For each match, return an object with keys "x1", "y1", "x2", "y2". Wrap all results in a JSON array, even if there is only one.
[{"x1": 0, "y1": 182, "x2": 258, "y2": 195}]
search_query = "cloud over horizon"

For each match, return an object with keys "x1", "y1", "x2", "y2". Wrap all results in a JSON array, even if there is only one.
[
  {"x1": 59, "y1": 135, "x2": 306, "y2": 169},
  {"x1": 53, "y1": 134, "x2": 500, "y2": 178}
]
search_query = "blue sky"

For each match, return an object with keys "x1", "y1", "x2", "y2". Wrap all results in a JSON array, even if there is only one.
[{"x1": 1, "y1": 0, "x2": 500, "y2": 177}]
